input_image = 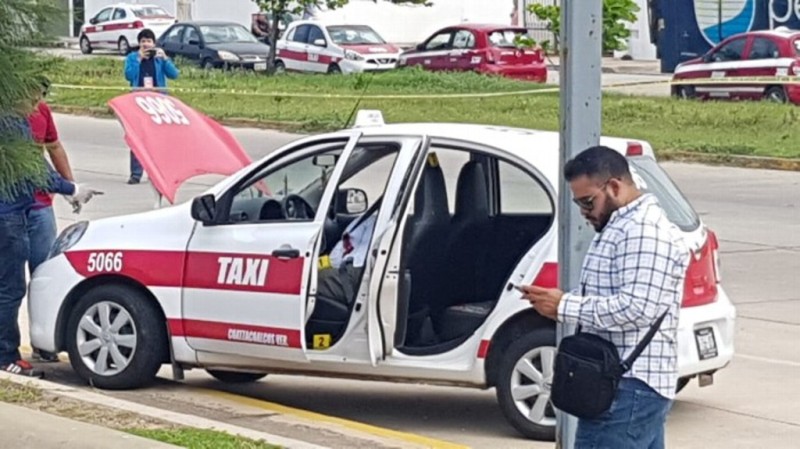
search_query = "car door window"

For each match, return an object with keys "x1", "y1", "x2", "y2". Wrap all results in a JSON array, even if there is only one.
[
  {"x1": 452, "y1": 30, "x2": 476, "y2": 49},
  {"x1": 227, "y1": 147, "x2": 345, "y2": 224},
  {"x1": 163, "y1": 26, "x2": 184, "y2": 44},
  {"x1": 425, "y1": 31, "x2": 453, "y2": 51},
  {"x1": 712, "y1": 38, "x2": 746, "y2": 62},
  {"x1": 307, "y1": 26, "x2": 325, "y2": 45},
  {"x1": 182, "y1": 27, "x2": 200, "y2": 45},
  {"x1": 95, "y1": 7, "x2": 112, "y2": 23},
  {"x1": 112, "y1": 8, "x2": 127, "y2": 21},
  {"x1": 293, "y1": 25, "x2": 310, "y2": 43},
  {"x1": 748, "y1": 37, "x2": 780, "y2": 59},
  {"x1": 498, "y1": 161, "x2": 553, "y2": 214}
]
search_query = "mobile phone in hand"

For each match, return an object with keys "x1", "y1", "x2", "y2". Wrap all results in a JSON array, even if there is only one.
[{"x1": 146, "y1": 48, "x2": 157, "y2": 58}]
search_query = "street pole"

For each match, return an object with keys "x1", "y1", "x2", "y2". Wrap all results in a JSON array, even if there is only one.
[{"x1": 556, "y1": 1, "x2": 603, "y2": 448}]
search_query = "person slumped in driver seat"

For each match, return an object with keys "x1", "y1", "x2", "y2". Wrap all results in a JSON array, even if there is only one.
[{"x1": 316, "y1": 206, "x2": 378, "y2": 317}]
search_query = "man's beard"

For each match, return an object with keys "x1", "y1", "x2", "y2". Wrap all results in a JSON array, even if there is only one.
[{"x1": 590, "y1": 200, "x2": 618, "y2": 232}]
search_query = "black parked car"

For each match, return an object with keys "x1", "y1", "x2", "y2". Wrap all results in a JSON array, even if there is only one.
[{"x1": 157, "y1": 21, "x2": 270, "y2": 71}]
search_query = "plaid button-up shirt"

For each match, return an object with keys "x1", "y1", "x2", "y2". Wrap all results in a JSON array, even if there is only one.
[{"x1": 558, "y1": 193, "x2": 690, "y2": 399}]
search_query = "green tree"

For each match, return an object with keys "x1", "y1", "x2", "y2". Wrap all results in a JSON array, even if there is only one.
[
  {"x1": 529, "y1": 0, "x2": 639, "y2": 54},
  {"x1": 252, "y1": 0, "x2": 431, "y2": 73},
  {"x1": 0, "y1": 0, "x2": 60, "y2": 200}
]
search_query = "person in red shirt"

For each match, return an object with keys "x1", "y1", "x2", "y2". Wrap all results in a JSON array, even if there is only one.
[{"x1": 26, "y1": 80, "x2": 75, "y2": 363}]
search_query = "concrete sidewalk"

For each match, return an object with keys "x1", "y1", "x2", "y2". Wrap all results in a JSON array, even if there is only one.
[{"x1": 0, "y1": 402, "x2": 179, "y2": 449}]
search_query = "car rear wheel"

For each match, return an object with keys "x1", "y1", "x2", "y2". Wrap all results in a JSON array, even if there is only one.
[
  {"x1": 66, "y1": 284, "x2": 167, "y2": 390},
  {"x1": 274, "y1": 60, "x2": 286, "y2": 74},
  {"x1": 327, "y1": 63, "x2": 342, "y2": 74},
  {"x1": 765, "y1": 86, "x2": 787, "y2": 103},
  {"x1": 118, "y1": 37, "x2": 130, "y2": 56},
  {"x1": 674, "y1": 85, "x2": 695, "y2": 99},
  {"x1": 207, "y1": 370, "x2": 268, "y2": 384},
  {"x1": 80, "y1": 36, "x2": 92, "y2": 55},
  {"x1": 496, "y1": 327, "x2": 557, "y2": 441}
]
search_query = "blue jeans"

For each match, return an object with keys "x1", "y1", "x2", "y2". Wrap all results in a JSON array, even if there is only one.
[
  {"x1": 130, "y1": 151, "x2": 143, "y2": 180},
  {"x1": 26, "y1": 206, "x2": 57, "y2": 274},
  {"x1": 575, "y1": 377, "x2": 673, "y2": 449},
  {"x1": 0, "y1": 212, "x2": 30, "y2": 366}
]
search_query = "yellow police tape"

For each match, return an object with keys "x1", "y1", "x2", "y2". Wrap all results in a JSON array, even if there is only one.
[{"x1": 669, "y1": 75, "x2": 800, "y2": 86}]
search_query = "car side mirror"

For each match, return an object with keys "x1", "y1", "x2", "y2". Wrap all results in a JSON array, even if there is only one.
[
  {"x1": 313, "y1": 38, "x2": 326, "y2": 47},
  {"x1": 191, "y1": 194, "x2": 217, "y2": 224},
  {"x1": 343, "y1": 188, "x2": 368, "y2": 214},
  {"x1": 416, "y1": 43, "x2": 425, "y2": 51},
  {"x1": 89, "y1": 18, "x2": 98, "y2": 25}
]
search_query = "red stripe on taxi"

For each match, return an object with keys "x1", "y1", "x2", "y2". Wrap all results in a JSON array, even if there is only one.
[
  {"x1": 65, "y1": 250, "x2": 305, "y2": 295},
  {"x1": 168, "y1": 318, "x2": 301, "y2": 348},
  {"x1": 277, "y1": 48, "x2": 337, "y2": 65}
]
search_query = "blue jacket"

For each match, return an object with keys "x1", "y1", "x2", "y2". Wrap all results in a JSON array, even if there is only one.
[
  {"x1": 0, "y1": 116, "x2": 75, "y2": 215},
  {"x1": 124, "y1": 51, "x2": 179, "y2": 88}
]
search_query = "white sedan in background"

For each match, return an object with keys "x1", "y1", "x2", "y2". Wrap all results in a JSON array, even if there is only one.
[{"x1": 80, "y1": 3, "x2": 176, "y2": 56}]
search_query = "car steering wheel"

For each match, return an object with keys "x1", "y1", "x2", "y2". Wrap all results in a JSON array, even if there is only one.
[{"x1": 282, "y1": 194, "x2": 315, "y2": 219}]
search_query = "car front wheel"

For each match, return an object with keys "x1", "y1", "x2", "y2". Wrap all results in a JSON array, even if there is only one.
[
  {"x1": 496, "y1": 327, "x2": 557, "y2": 441},
  {"x1": 66, "y1": 284, "x2": 167, "y2": 390},
  {"x1": 765, "y1": 86, "x2": 787, "y2": 103}
]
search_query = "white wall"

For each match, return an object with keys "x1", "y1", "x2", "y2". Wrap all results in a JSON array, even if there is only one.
[{"x1": 190, "y1": 0, "x2": 515, "y2": 44}]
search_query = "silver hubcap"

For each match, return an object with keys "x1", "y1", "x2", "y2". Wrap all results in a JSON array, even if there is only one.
[
  {"x1": 81, "y1": 38, "x2": 89, "y2": 52},
  {"x1": 77, "y1": 301, "x2": 137, "y2": 376},
  {"x1": 768, "y1": 91, "x2": 784, "y2": 102},
  {"x1": 511, "y1": 346, "x2": 557, "y2": 426},
  {"x1": 119, "y1": 40, "x2": 128, "y2": 54}
]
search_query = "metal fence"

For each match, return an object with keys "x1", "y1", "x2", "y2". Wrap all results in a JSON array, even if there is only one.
[{"x1": 522, "y1": 0, "x2": 560, "y2": 51}]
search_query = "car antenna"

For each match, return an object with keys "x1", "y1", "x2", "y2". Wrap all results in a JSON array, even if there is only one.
[{"x1": 343, "y1": 71, "x2": 377, "y2": 128}]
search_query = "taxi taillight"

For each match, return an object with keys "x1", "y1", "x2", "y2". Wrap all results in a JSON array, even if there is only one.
[
  {"x1": 681, "y1": 230, "x2": 720, "y2": 308},
  {"x1": 132, "y1": 20, "x2": 144, "y2": 29},
  {"x1": 791, "y1": 60, "x2": 800, "y2": 75}
]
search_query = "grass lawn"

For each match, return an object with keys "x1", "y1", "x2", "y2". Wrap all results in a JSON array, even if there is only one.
[
  {"x1": 127, "y1": 428, "x2": 281, "y2": 449},
  {"x1": 43, "y1": 56, "x2": 800, "y2": 159}
]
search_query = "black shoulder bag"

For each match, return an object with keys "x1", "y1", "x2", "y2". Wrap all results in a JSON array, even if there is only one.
[{"x1": 550, "y1": 287, "x2": 668, "y2": 420}]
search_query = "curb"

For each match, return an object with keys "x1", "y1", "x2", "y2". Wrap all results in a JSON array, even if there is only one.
[
  {"x1": 0, "y1": 371, "x2": 328, "y2": 449},
  {"x1": 48, "y1": 105, "x2": 800, "y2": 172}
]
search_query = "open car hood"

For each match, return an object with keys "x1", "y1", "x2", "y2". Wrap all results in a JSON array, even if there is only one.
[{"x1": 108, "y1": 92, "x2": 252, "y2": 204}]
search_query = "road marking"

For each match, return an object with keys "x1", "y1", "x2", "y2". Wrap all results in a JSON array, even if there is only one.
[
  {"x1": 19, "y1": 345, "x2": 469, "y2": 449},
  {"x1": 735, "y1": 353, "x2": 800, "y2": 368},
  {"x1": 199, "y1": 388, "x2": 470, "y2": 449}
]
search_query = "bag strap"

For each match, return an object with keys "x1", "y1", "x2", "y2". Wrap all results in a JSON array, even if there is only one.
[{"x1": 620, "y1": 310, "x2": 669, "y2": 372}]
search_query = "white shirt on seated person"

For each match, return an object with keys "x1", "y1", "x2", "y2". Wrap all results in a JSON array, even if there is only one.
[{"x1": 329, "y1": 212, "x2": 377, "y2": 269}]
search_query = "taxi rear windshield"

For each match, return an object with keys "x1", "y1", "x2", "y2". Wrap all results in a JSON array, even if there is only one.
[
  {"x1": 627, "y1": 158, "x2": 700, "y2": 233},
  {"x1": 488, "y1": 29, "x2": 528, "y2": 48},
  {"x1": 132, "y1": 6, "x2": 171, "y2": 18}
]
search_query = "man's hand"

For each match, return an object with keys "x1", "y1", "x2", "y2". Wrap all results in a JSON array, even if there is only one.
[
  {"x1": 66, "y1": 184, "x2": 104, "y2": 214},
  {"x1": 155, "y1": 48, "x2": 167, "y2": 59},
  {"x1": 138, "y1": 47, "x2": 148, "y2": 60},
  {"x1": 520, "y1": 285, "x2": 564, "y2": 321}
]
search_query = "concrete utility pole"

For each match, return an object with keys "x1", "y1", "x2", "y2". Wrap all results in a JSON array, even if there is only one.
[{"x1": 556, "y1": 1, "x2": 603, "y2": 448}]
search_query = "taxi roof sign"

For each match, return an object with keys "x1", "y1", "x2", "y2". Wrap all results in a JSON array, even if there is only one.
[{"x1": 353, "y1": 110, "x2": 385, "y2": 128}]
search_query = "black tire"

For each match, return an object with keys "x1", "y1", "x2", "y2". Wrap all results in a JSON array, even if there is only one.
[
  {"x1": 674, "y1": 85, "x2": 695, "y2": 99},
  {"x1": 327, "y1": 63, "x2": 342, "y2": 74},
  {"x1": 207, "y1": 370, "x2": 267, "y2": 384},
  {"x1": 202, "y1": 58, "x2": 216, "y2": 70},
  {"x1": 274, "y1": 60, "x2": 286, "y2": 74},
  {"x1": 80, "y1": 35, "x2": 92, "y2": 55},
  {"x1": 118, "y1": 37, "x2": 130, "y2": 56},
  {"x1": 765, "y1": 86, "x2": 787, "y2": 103},
  {"x1": 65, "y1": 284, "x2": 167, "y2": 390},
  {"x1": 496, "y1": 327, "x2": 557, "y2": 441}
]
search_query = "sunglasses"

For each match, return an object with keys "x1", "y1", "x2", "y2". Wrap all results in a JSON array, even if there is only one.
[{"x1": 572, "y1": 180, "x2": 609, "y2": 211}]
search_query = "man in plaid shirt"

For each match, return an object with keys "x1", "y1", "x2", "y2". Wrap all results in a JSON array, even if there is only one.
[{"x1": 523, "y1": 146, "x2": 689, "y2": 449}]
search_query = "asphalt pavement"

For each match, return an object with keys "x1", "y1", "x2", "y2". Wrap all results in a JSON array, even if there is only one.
[{"x1": 15, "y1": 113, "x2": 800, "y2": 449}]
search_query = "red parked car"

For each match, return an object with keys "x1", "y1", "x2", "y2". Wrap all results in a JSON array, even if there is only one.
[
  {"x1": 671, "y1": 27, "x2": 800, "y2": 104},
  {"x1": 398, "y1": 24, "x2": 547, "y2": 82}
]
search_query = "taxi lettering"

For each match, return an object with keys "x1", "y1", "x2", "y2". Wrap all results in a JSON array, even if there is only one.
[
  {"x1": 227, "y1": 328, "x2": 289, "y2": 347},
  {"x1": 216, "y1": 257, "x2": 269, "y2": 286}
]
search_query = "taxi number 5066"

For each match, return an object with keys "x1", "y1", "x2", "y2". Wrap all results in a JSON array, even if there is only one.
[
  {"x1": 87, "y1": 252, "x2": 124, "y2": 273},
  {"x1": 135, "y1": 96, "x2": 190, "y2": 126}
]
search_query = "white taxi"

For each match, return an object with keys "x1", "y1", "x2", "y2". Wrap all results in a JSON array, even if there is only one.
[
  {"x1": 79, "y1": 3, "x2": 176, "y2": 56},
  {"x1": 28, "y1": 93, "x2": 736, "y2": 441},
  {"x1": 275, "y1": 21, "x2": 402, "y2": 74}
]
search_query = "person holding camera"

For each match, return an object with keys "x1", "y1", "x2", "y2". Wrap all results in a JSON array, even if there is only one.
[{"x1": 123, "y1": 28, "x2": 179, "y2": 184}]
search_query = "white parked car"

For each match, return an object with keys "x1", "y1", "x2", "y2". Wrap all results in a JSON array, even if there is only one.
[
  {"x1": 28, "y1": 94, "x2": 736, "y2": 441},
  {"x1": 79, "y1": 3, "x2": 176, "y2": 56},
  {"x1": 275, "y1": 20, "x2": 402, "y2": 74}
]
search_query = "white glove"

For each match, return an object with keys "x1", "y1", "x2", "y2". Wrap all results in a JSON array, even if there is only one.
[{"x1": 66, "y1": 183, "x2": 104, "y2": 214}]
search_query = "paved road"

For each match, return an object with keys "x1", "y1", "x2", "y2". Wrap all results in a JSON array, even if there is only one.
[{"x1": 20, "y1": 114, "x2": 799, "y2": 449}]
